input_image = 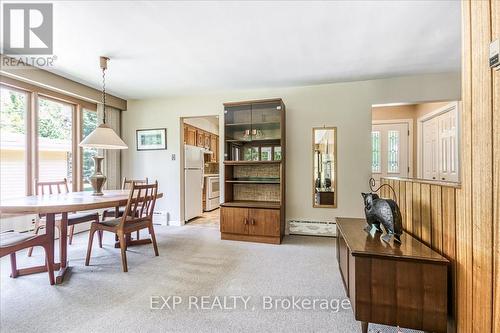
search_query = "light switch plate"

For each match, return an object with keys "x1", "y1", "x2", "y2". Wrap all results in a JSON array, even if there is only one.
[{"x1": 171, "y1": 154, "x2": 176, "y2": 161}]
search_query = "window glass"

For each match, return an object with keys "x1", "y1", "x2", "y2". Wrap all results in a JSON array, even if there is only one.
[
  {"x1": 371, "y1": 131, "x2": 381, "y2": 173},
  {"x1": 387, "y1": 130, "x2": 400, "y2": 173},
  {"x1": 82, "y1": 109, "x2": 98, "y2": 190},
  {"x1": 0, "y1": 87, "x2": 27, "y2": 198},
  {"x1": 37, "y1": 97, "x2": 73, "y2": 186}
]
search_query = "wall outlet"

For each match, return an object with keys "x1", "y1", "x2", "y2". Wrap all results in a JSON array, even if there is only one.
[{"x1": 171, "y1": 153, "x2": 176, "y2": 160}]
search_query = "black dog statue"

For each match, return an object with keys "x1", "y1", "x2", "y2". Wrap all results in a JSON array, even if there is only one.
[{"x1": 361, "y1": 192, "x2": 403, "y2": 243}]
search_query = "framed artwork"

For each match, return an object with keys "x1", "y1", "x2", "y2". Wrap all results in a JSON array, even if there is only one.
[{"x1": 136, "y1": 128, "x2": 167, "y2": 151}]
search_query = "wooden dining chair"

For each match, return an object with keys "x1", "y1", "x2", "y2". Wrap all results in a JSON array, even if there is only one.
[
  {"x1": 85, "y1": 181, "x2": 159, "y2": 272},
  {"x1": 101, "y1": 177, "x2": 149, "y2": 219},
  {"x1": 27, "y1": 178, "x2": 101, "y2": 256},
  {"x1": 101, "y1": 177, "x2": 148, "y2": 240},
  {"x1": 1, "y1": 230, "x2": 55, "y2": 285}
]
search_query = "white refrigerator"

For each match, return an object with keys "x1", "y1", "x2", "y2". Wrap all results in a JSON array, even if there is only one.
[{"x1": 184, "y1": 145, "x2": 204, "y2": 221}]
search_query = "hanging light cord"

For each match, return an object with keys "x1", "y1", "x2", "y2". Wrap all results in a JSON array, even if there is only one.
[{"x1": 102, "y1": 66, "x2": 106, "y2": 124}]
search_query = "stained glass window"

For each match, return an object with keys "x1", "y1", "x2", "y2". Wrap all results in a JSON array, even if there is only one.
[
  {"x1": 388, "y1": 130, "x2": 400, "y2": 173},
  {"x1": 371, "y1": 131, "x2": 381, "y2": 173}
]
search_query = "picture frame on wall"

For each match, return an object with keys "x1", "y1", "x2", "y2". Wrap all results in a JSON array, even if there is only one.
[{"x1": 136, "y1": 128, "x2": 167, "y2": 151}]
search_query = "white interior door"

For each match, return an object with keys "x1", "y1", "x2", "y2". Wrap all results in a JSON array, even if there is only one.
[
  {"x1": 420, "y1": 104, "x2": 459, "y2": 182},
  {"x1": 372, "y1": 122, "x2": 409, "y2": 186},
  {"x1": 422, "y1": 119, "x2": 439, "y2": 180}
]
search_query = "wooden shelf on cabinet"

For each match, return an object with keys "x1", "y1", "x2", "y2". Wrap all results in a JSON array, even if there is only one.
[
  {"x1": 226, "y1": 179, "x2": 280, "y2": 184},
  {"x1": 224, "y1": 160, "x2": 281, "y2": 165},
  {"x1": 221, "y1": 200, "x2": 281, "y2": 209}
]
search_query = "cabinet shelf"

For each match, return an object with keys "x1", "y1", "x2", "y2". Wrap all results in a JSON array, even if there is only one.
[
  {"x1": 224, "y1": 160, "x2": 281, "y2": 165},
  {"x1": 221, "y1": 200, "x2": 281, "y2": 209},
  {"x1": 226, "y1": 179, "x2": 280, "y2": 184}
]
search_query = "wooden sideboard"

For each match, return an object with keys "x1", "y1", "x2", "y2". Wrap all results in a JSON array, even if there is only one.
[{"x1": 336, "y1": 217, "x2": 449, "y2": 333}]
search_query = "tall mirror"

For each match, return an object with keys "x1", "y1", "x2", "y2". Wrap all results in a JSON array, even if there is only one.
[{"x1": 313, "y1": 127, "x2": 337, "y2": 208}]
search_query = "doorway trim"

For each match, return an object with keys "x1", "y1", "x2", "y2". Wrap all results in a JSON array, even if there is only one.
[
  {"x1": 372, "y1": 119, "x2": 414, "y2": 178},
  {"x1": 416, "y1": 101, "x2": 460, "y2": 178},
  {"x1": 179, "y1": 115, "x2": 222, "y2": 225}
]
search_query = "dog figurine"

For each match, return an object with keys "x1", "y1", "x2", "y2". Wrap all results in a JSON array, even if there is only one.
[{"x1": 361, "y1": 192, "x2": 403, "y2": 243}]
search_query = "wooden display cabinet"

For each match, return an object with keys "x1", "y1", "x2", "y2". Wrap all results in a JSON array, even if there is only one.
[{"x1": 220, "y1": 98, "x2": 286, "y2": 244}]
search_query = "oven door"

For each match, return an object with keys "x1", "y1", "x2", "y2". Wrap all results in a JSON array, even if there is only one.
[{"x1": 207, "y1": 176, "x2": 220, "y2": 199}]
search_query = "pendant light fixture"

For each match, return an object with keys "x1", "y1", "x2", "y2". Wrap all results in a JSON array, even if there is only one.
[{"x1": 79, "y1": 56, "x2": 128, "y2": 195}]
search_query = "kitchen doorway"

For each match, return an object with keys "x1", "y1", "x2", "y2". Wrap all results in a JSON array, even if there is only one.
[{"x1": 180, "y1": 115, "x2": 221, "y2": 227}]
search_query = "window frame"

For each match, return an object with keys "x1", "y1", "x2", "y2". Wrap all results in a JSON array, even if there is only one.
[{"x1": 1, "y1": 79, "x2": 99, "y2": 194}]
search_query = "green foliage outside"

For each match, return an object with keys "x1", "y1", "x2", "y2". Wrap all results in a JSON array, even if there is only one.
[
  {"x1": 0, "y1": 89, "x2": 26, "y2": 134},
  {"x1": 1, "y1": 88, "x2": 99, "y2": 186}
]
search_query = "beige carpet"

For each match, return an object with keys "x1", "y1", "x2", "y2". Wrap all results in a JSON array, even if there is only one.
[{"x1": 0, "y1": 225, "x2": 418, "y2": 333}]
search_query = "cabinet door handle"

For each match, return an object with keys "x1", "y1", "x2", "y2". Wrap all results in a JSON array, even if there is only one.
[
  {"x1": 432, "y1": 177, "x2": 436, "y2": 180},
  {"x1": 441, "y1": 177, "x2": 445, "y2": 181},
  {"x1": 244, "y1": 218, "x2": 248, "y2": 225},
  {"x1": 250, "y1": 219, "x2": 255, "y2": 225}
]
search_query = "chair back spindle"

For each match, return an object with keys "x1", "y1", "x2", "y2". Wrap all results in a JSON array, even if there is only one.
[
  {"x1": 122, "y1": 177, "x2": 148, "y2": 190},
  {"x1": 35, "y1": 179, "x2": 70, "y2": 195},
  {"x1": 120, "y1": 182, "x2": 158, "y2": 228}
]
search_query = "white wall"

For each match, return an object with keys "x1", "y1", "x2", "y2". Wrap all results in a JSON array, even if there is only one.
[{"x1": 121, "y1": 73, "x2": 461, "y2": 224}]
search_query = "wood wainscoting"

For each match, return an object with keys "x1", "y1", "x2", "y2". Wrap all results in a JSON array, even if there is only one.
[{"x1": 379, "y1": 177, "x2": 458, "y2": 332}]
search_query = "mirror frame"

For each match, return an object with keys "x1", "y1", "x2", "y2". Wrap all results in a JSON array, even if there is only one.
[{"x1": 312, "y1": 126, "x2": 337, "y2": 208}]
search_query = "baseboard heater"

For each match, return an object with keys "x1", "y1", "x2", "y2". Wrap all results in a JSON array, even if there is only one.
[{"x1": 288, "y1": 220, "x2": 337, "y2": 237}]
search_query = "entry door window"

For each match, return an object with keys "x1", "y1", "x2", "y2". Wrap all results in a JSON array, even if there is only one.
[{"x1": 371, "y1": 123, "x2": 409, "y2": 185}]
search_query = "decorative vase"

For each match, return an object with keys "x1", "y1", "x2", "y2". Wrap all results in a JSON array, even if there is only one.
[{"x1": 90, "y1": 156, "x2": 106, "y2": 196}]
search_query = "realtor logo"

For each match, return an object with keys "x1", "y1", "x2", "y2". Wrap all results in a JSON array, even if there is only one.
[{"x1": 2, "y1": 3, "x2": 53, "y2": 55}]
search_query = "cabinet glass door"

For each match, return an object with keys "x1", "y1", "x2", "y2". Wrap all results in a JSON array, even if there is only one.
[
  {"x1": 251, "y1": 102, "x2": 281, "y2": 141},
  {"x1": 224, "y1": 105, "x2": 252, "y2": 142}
]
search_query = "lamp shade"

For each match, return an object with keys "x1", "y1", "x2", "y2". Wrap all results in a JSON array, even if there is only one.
[{"x1": 79, "y1": 124, "x2": 128, "y2": 149}]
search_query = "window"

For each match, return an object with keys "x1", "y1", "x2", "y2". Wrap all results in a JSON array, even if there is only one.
[
  {"x1": 0, "y1": 79, "x2": 116, "y2": 195},
  {"x1": 387, "y1": 130, "x2": 400, "y2": 173},
  {"x1": 82, "y1": 109, "x2": 98, "y2": 191},
  {"x1": 371, "y1": 131, "x2": 381, "y2": 173},
  {"x1": 37, "y1": 97, "x2": 74, "y2": 186},
  {"x1": 0, "y1": 87, "x2": 28, "y2": 198}
]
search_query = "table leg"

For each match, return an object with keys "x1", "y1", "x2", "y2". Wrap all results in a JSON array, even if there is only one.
[
  {"x1": 55, "y1": 212, "x2": 70, "y2": 284},
  {"x1": 361, "y1": 321, "x2": 369, "y2": 333}
]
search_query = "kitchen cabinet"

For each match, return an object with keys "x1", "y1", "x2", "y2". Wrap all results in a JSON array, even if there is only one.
[
  {"x1": 196, "y1": 130, "x2": 204, "y2": 147},
  {"x1": 185, "y1": 125, "x2": 197, "y2": 146},
  {"x1": 210, "y1": 135, "x2": 218, "y2": 162},
  {"x1": 204, "y1": 132, "x2": 211, "y2": 149}
]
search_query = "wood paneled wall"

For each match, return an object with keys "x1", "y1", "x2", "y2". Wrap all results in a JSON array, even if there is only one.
[
  {"x1": 379, "y1": 178, "x2": 458, "y2": 332},
  {"x1": 381, "y1": 3, "x2": 500, "y2": 332}
]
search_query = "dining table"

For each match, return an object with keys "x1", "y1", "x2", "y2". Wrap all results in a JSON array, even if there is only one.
[{"x1": 0, "y1": 189, "x2": 163, "y2": 284}]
